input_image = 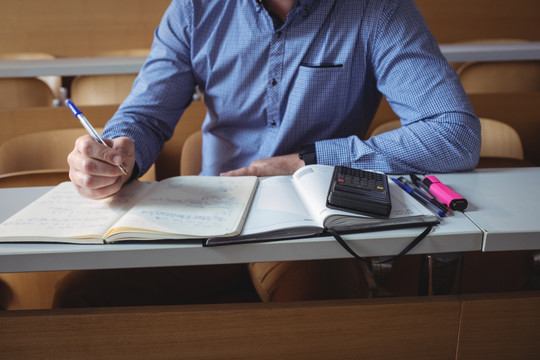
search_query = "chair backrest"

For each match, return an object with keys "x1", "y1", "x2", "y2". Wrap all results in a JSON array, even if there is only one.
[
  {"x1": 0, "y1": 52, "x2": 62, "y2": 100},
  {"x1": 0, "y1": 78, "x2": 55, "y2": 109},
  {"x1": 0, "y1": 170, "x2": 70, "y2": 188},
  {"x1": 0, "y1": 128, "x2": 82, "y2": 187},
  {"x1": 456, "y1": 61, "x2": 540, "y2": 93},
  {"x1": 0, "y1": 52, "x2": 55, "y2": 61},
  {"x1": 180, "y1": 130, "x2": 203, "y2": 176},
  {"x1": 478, "y1": 118, "x2": 524, "y2": 160},
  {"x1": 368, "y1": 117, "x2": 525, "y2": 160},
  {"x1": 70, "y1": 74, "x2": 138, "y2": 105},
  {"x1": 369, "y1": 120, "x2": 401, "y2": 137},
  {"x1": 95, "y1": 48, "x2": 150, "y2": 57},
  {"x1": 0, "y1": 127, "x2": 156, "y2": 184},
  {"x1": 0, "y1": 128, "x2": 94, "y2": 174}
]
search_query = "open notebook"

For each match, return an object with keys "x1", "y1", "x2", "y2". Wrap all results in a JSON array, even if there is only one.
[
  {"x1": 0, "y1": 176, "x2": 258, "y2": 244},
  {"x1": 205, "y1": 165, "x2": 438, "y2": 246}
]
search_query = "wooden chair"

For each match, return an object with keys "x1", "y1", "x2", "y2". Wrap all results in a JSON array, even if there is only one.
[
  {"x1": 368, "y1": 120, "x2": 401, "y2": 137},
  {"x1": 70, "y1": 74, "x2": 138, "y2": 106},
  {"x1": 0, "y1": 271, "x2": 71, "y2": 310},
  {"x1": 95, "y1": 48, "x2": 150, "y2": 57},
  {"x1": 0, "y1": 127, "x2": 156, "y2": 310},
  {"x1": 456, "y1": 61, "x2": 540, "y2": 94},
  {"x1": 0, "y1": 128, "x2": 95, "y2": 310},
  {"x1": 180, "y1": 130, "x2": 203, "y2": 176},
  {"x1": 0, "y1": 127, "x2": 156, "y2": 183},
  {"x1": 0, "y1": 52, "x2": 63, "y2": 101},
  {"x1": 0, "y1": 128, "x2": 88, "y2": 174},
  {"x1": 0, "y1": 169, "x2": 70, "y2": 188},
  {"x1": 450, "y1": 39, "x2": 538, "y2": 93},
  {"x1": 477, "y1": 118, "x2": 524, "y2": 160},
  {"x1": 0, "y1": 77, "x2": 55, "y2": 109}
]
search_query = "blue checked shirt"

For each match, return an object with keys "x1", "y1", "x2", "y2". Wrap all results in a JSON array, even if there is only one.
[{"x1": 103, "y1": 0, "x2": 481, "y2": 176}]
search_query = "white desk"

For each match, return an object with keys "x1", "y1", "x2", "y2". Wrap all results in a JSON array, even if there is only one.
[
  {"x1": 437, "y1": 167, "x2": 540, "y2": 252},
  {"x1": 439, "y1": 42, "x2": 540, "y2": 62},
  {"x1": 1, "y1": 170, "x2": 539, "y2": 360},
  {"x1": 0, "y1": 56, "x2": 146, "y2": 78},
  {"x1": 0, "y1": 185, "x2": 482, "y2": 273},
  {"x1": 3, "y1": 168, "x2": 539, "y2": 273},
  {"x1": 1, "y1": 42, "x2": 539, "y2": 78}
]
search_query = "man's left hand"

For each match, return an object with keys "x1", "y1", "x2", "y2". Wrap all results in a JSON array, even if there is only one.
[{"x1": 221, "y1": 153, "x2": 305, "y2": 177}]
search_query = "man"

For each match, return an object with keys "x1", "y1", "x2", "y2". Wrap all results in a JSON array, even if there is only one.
[{"x1": 54, "y1": 0, "x2": 480, "y2": 307}]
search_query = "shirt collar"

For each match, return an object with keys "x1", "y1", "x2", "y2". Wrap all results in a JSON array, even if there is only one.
[{"x1": 255, "y1": 0, "x2": 317, "y2": 17}]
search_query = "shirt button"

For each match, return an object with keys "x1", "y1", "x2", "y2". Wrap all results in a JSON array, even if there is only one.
[
  {"x1": 270, "y1": 120, "x2": 277, "y2": 126},
  {"x1": 271, "y1": 78, "x2": 277, "y2": 86},
  {"x1": 276, "y1": 31, "x2": 282, "y2": 37}
]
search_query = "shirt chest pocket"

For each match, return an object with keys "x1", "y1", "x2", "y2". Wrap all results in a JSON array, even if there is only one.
[{"x1": 284, "y1": 64, "x2": 349, "y2": 130}]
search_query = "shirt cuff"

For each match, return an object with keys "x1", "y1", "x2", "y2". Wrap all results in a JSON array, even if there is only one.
[{"x1": 314, "y1": 138, "x2": 352, "y2": 167}]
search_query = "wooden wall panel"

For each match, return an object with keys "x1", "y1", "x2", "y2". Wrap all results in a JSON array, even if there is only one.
[
  {"x1": 457, "y1": 292, "x2": 540, "y2": 359},
  {"x1": 0, "y1": 0, "x2": 170, "y2": 57},
  {"x1": 415, "y1": 0, "x2": 540, "y2": 43},
  {"x1": 2, "y1": 292, "x2": 539, "y2": 359},
  {"x1": 0, "y1": 0, "x2": 539, "y2": 58},
  {"x1": 0, "y1": 297, "x2": 461, "y2": 360}
]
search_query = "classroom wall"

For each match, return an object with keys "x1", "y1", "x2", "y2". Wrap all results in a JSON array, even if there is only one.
[
  {"x1": 0, "y1": 0, "x2": 539, "y2": 57},
  {"x1": 415, "y1": 0, "x2": 540, "y2": 43},
  {"x1": 0, "y1": 0, "x2": 170, "y2": 57}
]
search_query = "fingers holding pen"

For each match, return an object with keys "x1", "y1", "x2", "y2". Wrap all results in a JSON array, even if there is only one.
[
  {"x1": 68, "y1": 135, "x2": 136, "y2": 199},
  {"x1": 71, "y1": 175, "x2": 126, "y2": 200},
  {"x1": 106, "y1": 136, "x2": 135, "y2": 174},
  {"x1": 72, "y1": 135, "x2": 134, "y2": 175}
]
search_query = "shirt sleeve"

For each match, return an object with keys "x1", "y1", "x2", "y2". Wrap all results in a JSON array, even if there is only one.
[
  {"x1": 101, "y1": 0, "x2": 196, "y2": 178},
  {"x1": 315, "y1": 0, "x2": 481, "y2": 174}
]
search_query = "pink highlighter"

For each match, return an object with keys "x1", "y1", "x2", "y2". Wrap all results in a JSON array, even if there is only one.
[{"x1": 423, "y1": 175, "x2": 468, "y2": 211}]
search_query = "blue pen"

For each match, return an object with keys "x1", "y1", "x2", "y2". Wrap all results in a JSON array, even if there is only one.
[
  {"x1": 391, "y1": 177, "x2": 446, "y2": 217},
  {"x1": 65, "y1": 99, "x2": 128, "y2": 176}
]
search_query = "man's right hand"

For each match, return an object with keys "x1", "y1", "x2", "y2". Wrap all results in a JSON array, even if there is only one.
[{"x1": 67, "y1": 135, "x2": 136, "y2": 199}]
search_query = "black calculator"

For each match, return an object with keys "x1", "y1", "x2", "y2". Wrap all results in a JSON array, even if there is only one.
[{"x1": 326, "y1": 166, "x2": 392, "y2": 217}]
